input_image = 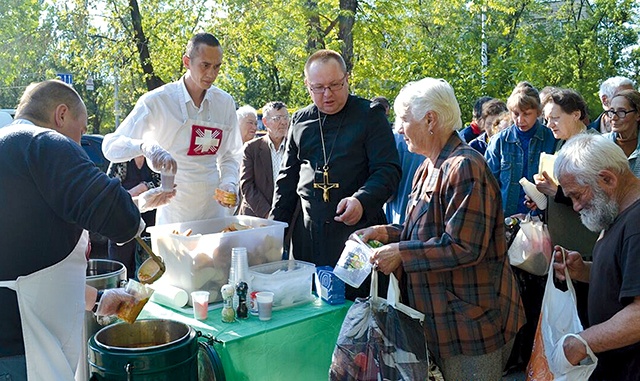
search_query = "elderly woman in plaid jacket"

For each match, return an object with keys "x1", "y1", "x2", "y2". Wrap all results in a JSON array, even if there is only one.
[{"x1": 357, "y1": 78, "x2": 525, "y2": 381}]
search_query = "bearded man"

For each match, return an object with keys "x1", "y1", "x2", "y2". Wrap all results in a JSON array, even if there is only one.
[{"x1": 552, "y1": 133, "x2": 640, "y2": 381}]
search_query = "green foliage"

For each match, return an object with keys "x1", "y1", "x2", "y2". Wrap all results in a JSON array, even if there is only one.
[
  {"x1": 0, "y1": 0, "x2": 638, "y2": 129},
  {"x1": 0, "y1": 0, "x2": 51, "y2": 107}
]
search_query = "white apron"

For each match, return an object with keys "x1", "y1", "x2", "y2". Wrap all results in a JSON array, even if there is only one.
[
  {"x1": 155, "y1": 115, "x2": 231, "y2": 225},
  {"x1": 0, "y1": 231, "x2": 89, "y2": 381}
]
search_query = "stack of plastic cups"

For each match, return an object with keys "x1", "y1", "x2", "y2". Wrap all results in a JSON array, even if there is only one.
[
  {"x1": 230, "y1": 247, "x2": 250, "y2": 309},
  {"x1": 230, "y1": 247, "x2": 249, "y2": 284}
]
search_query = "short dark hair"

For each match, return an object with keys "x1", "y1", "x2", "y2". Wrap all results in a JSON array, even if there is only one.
[
  {"x1": 371, "y1": 96, "x2": 390, "y2": 112},
  {"x1": 541, "y1": 88, "x2": 588, "y2": 120},
  {"x1": 480, "y1": 99, "x2": 508, "y2": 120},
  {"x1": 16, "y1": 80, "x2": 84, "y2": 126},
  {"x1": 472, "y1": 96, "x2": 493, "y2": 120},
  {"x1": 262, "y1": 101, "x2": 287, "y2": 117},
  {"x1": 185, "y1": 33, "x2": 221, "y2": 58}
]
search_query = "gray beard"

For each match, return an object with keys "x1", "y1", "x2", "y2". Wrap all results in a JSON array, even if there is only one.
[{"x1": 580, "y1": 186, "x2": 619, "y2": 232}]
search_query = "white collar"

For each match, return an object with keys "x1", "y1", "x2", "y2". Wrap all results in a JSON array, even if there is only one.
[
  {"x1": 180, "y1": 76, "x2": 210, "y2": 109},
  {"x1": 11, "y1": 118, "x2": 35, "y2": 126},
  {"x1": 266, "y1": 135, "x2": 286, "y2": 151}
]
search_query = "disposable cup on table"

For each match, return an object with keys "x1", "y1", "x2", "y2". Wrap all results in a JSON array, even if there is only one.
[
  {"x1": 191, "y1": 291, "x2": 210, "y2": 320},
  {"x1": 256, "y1": 291, "x2": 274, "y2": 321}
]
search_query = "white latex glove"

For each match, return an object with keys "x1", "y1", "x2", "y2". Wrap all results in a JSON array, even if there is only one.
[
  {"x1": 136, "y1": 187, "x2": 176, "y2": 213},
  {"x1": 95, "y1": 288, "x2": 136, "y2": 317},
  {"x1": 141, "y1": 141, "x2": 177, "y2": 174},
  {"x1": 216, "y1": 183, "x2": 238, "y2": 208}
]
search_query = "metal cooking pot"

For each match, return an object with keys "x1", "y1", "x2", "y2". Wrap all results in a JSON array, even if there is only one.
[
  {"x1": 88, "y1": 319, "x2": 198, "y2": 380},
  {"x1": 94, "y1": 319, "x2": 191, "y2": 351},
  {"x1": 76, "y1": 259, "x2": 127, "y2": 381}
]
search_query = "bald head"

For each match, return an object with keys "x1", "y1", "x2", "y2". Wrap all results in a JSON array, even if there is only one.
[
  {"x1": 16, "y1": 80, "x2": 85, "y2": 128},
  {"x1": 15, "y1": 80, "x2": 87, "y2": 142}
]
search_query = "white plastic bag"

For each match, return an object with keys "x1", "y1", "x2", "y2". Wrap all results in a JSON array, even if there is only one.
[
  {"x1": 508, "y1": 215, "x2": 552, "y2": 276},
  {"x1": 525, "y1": 254, "x2": 597, "y2": 381}
]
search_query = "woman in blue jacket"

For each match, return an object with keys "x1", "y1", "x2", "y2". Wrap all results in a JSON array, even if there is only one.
[{"x1": 485, "y1": 82, "x2": 556, "y2": 217}]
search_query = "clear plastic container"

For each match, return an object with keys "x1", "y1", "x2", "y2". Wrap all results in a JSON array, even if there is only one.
[
  {"x1": 117, "y1": 280, "x2": 154, "y2": 324},
  {"x1": 248, "y1": 260, "x2": 316, "y2": 310},
  {"x1": 147, "y1": 216, "x2": 287, "y2": 305}
]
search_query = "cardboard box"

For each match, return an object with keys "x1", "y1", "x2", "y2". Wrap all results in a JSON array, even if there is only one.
[
  {"x1": 147, "y1": 216, "x2": 286, "y2": 305},
  {"x1": 314, "y1": 266, "x2": 345, "y2": 305}
]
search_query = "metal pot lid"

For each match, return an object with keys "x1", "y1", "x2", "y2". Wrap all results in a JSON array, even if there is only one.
[{"x1": 198, "y1": 340, "x2": 225, "y2": 381}]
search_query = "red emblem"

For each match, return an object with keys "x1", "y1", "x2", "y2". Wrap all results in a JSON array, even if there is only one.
[{"x1": 187, "y1": 125, "x2": 223, "y2": 156}]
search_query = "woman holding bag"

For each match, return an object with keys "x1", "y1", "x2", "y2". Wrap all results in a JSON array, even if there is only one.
[
  {"x1": 535, "y1": 89, "x2": 600, "y2": 261},
  {"x1": 357, "y1": 78, "x2": 525, "y2": 380},
  {"x1": 533, "y1": 89, "x2": 601, "y2": 327}
]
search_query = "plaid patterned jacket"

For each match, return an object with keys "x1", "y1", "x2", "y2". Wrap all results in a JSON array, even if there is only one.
[{"x1": 385, "y1": 133, "x2": 525, "y2": 359}]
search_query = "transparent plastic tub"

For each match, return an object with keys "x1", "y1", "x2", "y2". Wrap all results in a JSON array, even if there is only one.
[
  {"x1": 249, "y1": 260, "x2": 316, "y2": 310},
  {"x1": 147, "y1": 216, "x2": 287, "y2": 305}
]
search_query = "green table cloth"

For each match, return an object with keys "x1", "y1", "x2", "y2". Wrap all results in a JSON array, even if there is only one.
[{"x1": 140, "y1": 297, "x2": 350, "y2": 380}]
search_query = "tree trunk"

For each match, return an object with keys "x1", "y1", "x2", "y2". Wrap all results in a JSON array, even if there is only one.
[
  {"x1": 305, "y1": 0, "x2": 325, "y2": 53},
  {"x1": 338, "y1": 0, "x2": 357, "y2": 72},
  {"x1": 129, "y1": 0, "x2": 164, "y2": 91}
]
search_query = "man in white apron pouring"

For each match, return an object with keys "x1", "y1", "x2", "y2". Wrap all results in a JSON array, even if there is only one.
[
  {"x1": 102, "y1": 32, "x2": 242, "y2": 224},
  {"x1": 0, "y1": 80, "x2": 172, "y2": 380}
]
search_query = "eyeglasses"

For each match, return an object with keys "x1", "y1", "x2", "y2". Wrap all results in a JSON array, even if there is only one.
[
  {"x1": 307, "y1": 75, "x2": 347, "y2": 94},
  {"x1": 268, "y1": 115, "x2": 289, "y2": 122},
  {"x1": 605, "y1": 109, "x2": 637, "y2": 119}
]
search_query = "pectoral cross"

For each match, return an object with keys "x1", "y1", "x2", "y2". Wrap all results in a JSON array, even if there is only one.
[{"x1": 313, "y1": 167, "x2": 339, "y2": 202}]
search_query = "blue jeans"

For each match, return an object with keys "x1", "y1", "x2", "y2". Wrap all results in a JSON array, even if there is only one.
[{"x1": 0, "y1": 355, "x2": 27, "y2": 381}]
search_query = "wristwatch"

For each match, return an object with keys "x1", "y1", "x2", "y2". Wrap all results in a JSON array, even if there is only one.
[{"x1": 92, "y1": 290, "x2": 104, "y2": 313}]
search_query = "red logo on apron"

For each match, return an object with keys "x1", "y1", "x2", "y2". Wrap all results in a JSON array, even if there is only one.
[{"x1": 188, "y1": 125, "x2": 223, "y2": 155}]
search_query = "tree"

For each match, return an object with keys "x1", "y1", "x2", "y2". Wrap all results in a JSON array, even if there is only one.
[
  {"x1": 0, "y1": 0, "x2": 52, "y2": 108},
  {"x1": 1, "y1": 0, "x2": 637, "y2": 130},
  {"x1": 128, "y1": 0, "x2": 165, "y2": 91}
]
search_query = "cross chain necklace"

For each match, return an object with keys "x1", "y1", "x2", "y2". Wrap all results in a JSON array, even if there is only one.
[{"x1": 314, "y1": 108, "x2": 344, "y2": 202}]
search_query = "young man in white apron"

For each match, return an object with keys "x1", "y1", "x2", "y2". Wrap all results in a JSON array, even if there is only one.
[{"x1": 102, "y1": 32, "x2": 242, "y2": 224}]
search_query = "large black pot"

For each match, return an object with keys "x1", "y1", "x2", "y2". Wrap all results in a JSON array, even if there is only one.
[{"x1": 88, "y1": 319, "x2": 197, "y2": 380}]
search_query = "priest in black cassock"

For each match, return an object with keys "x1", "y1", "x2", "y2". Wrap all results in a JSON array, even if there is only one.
[{"x1": 270, "y1": 49, "x2": 401, "y2": 300}]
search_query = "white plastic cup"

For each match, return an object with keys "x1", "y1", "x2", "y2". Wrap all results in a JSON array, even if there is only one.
[
  {"x1": 160, "y1": 169, "x2": 175, "y2": 193},
  {"x1": 191, "y1": 291, "x2": 210, "y2": 320},
  {"x1": 256, "y1": 291, "x2": 274, "y2": 321}
]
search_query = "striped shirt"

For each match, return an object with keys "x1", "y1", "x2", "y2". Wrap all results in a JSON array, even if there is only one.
[{"x1": 266, "y1": 137, "x2": 286, "y2": 186}]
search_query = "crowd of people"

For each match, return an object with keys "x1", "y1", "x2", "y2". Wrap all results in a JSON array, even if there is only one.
[{"x1": 1, "y1": 29, "x2": 639, "y2": 381}]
